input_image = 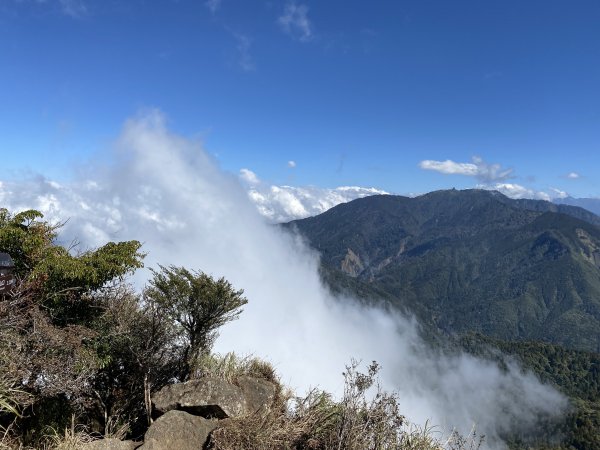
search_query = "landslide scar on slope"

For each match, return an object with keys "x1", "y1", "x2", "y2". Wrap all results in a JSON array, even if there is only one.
[
  {"x1": 576, "y1": 228, "x2": 600, "y2": 268},
  {"x1": 341, "y1": 248, "x2": 364, "y2": 277}
]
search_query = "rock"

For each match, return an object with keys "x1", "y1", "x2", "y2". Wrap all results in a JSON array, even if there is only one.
[
  {"x1": 152, "y1": 376, "x2": 277, "y2": 419},
  {"x1": 138, "y1": 410, "x2": 218, "y2": 450},
  {"x1": 83, "y1": 438, "x2": 140, "y2": 450},
  {"x1": 236, "y1": 376, "x2": 278, "y2": 414}
]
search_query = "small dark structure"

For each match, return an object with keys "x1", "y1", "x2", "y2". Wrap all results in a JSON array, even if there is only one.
[{"x1": 0, "y1": 252, "x2": 15, "y2": 293}]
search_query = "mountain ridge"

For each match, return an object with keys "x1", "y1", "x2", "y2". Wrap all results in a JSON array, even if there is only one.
[{"x1": 285, "y1": 189, "x2": 600, "y2": 352}]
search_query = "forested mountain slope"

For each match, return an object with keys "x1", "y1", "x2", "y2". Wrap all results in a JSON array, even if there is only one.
[{"x1": 286, "y1": 189, "x2": 600, "y2": 352}]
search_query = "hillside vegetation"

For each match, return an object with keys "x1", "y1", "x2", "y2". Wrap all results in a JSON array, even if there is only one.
[
  {"x1": 287, "y1": 189, "x2": 600, "y2": 352},
  {"x1": 460, "y1": 334, "x2": 600, "y2": 450}
]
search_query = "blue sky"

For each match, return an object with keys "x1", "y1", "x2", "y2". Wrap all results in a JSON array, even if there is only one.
[{"x1": 1, "y1": 0, "x2": 599, "y2": 198}]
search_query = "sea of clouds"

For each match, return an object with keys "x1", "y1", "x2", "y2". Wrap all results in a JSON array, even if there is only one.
[
  {"x1": 0, "y1": 111, "x2": 568, "y2": 448},
  {"x1": 238, "y1": 167, "x2": 388, "y2": 222}
]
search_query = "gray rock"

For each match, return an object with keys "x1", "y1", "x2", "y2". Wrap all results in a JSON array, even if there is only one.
[
  {"x1": 236, "y1": 376, "x2": 278, "y2": 415},
  {"x1": 152, "y1": 376, "x2": 276, "y2": 419},
  {"x1": 138, "y1": 410, "x2": 218, "y2": 450},
  {"x1": 83, "y1": 438, "x2": 140, "y2": 450}
]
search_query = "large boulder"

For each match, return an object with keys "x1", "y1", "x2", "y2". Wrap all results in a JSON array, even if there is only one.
[
  {"x1": 84, "y1": 438, "x2": 140, "y2": 449},
  {"x1": 138, "y1": 410, "x2": 218, "y2": 450},
  {"x1": 152, "y1": 376, "x2": 277, "y2": 419}
]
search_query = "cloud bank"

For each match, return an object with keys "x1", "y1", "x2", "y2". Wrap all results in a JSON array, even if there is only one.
[
  {"x1": 238, "y1": 169, "x2": 388, "y2": 222},
  {"x1": 0, "y1": 112, "x2": 567, "y2": 448}
]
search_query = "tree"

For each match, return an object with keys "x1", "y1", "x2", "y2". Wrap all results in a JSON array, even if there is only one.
[
  {"x1": 0, "y1": 208, "x2": 144, "y2": 326},
  {"x1": 0, "y1": 208, "x2": 146, "y2": 442},
  {"x1": 144, "y1": 265, "x2": 248, "y2": 379}
]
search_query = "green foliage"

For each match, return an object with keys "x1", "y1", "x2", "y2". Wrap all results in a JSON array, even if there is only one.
[
  {"x1": 0, "y1": 208, "x2": 144, "y2": 326},
  {"x1": 145, "y1": 265, "x2": 248, "y2": 377},
  {"x1": 0, "y1": 209, "x2": 58, "y2": 277},
  {"x1": 39, "y1": 240, "x2": 145, "y2": 296}
]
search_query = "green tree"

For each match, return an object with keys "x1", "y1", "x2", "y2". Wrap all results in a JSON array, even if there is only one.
[
  {"x1": 0, "y1": 208, "x2": 145, "y2": 442},
  {"x1": 0, "y1": 208, "x2": 144, "y2": 325},
  {"x1": 144, "y1": 265, "x2": 248, "y2": 379}
]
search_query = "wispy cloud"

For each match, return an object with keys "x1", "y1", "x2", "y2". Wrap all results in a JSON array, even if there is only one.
[
  {"x1": 287, "y1": 160, "x2": 296, "y2": 168},
  {"x1": 205, "y1": 0, "x2": 221, "y2": 14},
  {"x1": 566, "y1": 172, "x2": 580, "y2": 179},
  {"x1": 232, "y1": 32, "x2": 255, "y2": 72},
  {"x1": 419, "y1": 156, "x2": 513, "y2": 183},
  {"x1": 59, "y1": 0, "x2": 87, "y2": 18},
  {"x1": 277, "y1": 1, "x2": 313, "y2": 42}
]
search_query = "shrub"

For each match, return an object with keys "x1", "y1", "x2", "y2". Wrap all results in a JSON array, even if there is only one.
[{"x1": 144, "y1": 266, "x2": 248, "y2": 379}]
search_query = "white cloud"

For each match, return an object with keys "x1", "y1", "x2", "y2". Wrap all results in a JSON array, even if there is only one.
[
  {"x1": 550, "y1": 187, "x2": 569, "y2": 199},
  {"x1": 277, "y1": 2, "x2": 313, "y2": 42},
  {"x1": 567, "y1": 172, "x2": 580, "y2": 179},
  {"x1": 287, "y1": 160, "x2": 296, "y2": 168},
  {"x1": 419, "y1": 159, "x2": 479, "y2": 176},
  {"x1": 420, "y1": 156, "x2": 513, "y2": 183},
  {"x1": 247, "y1": 183, "x2": 388, "y2": 222},
  {"x1": 0, "y1": 111, "x2": 567, "y2": 447},
  {"x1": 205, "y1": 0, "x2": 221, "y2": 14},
  {"x1": 479, "y1": 183, "x2": 554, "y2": 201},
  {"x1": 239, "y1": 168, "x2": 260, "y2": 186},
  {"x1": 238, "y1": 167, "x2": 386, "y2": 222}
]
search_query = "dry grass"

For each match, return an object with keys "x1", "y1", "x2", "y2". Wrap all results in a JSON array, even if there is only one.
[
  {"x1": 193, "y1": 352, "x2": 279, "y2": 384},
  {"x1": 0, "y1": 421, "x2": 94, "y2": 450},
  {"x1": 38, "y1": 425, "x2": 94, "y2": 450}
]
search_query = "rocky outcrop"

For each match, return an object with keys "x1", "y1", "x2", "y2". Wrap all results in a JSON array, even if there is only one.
[
  {"x1": 96, "y1": 376, "x2": 277, "y2": 449},
  {"x1": 152, "y1": 376, "x2": 277, "y2": 419},
  {"x1": 138, "y1": 410, "x2": 218, "y2": 450}
]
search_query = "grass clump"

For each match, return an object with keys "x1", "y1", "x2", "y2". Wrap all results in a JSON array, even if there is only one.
[{"x1": 193, "y1": 352, "x2": 278, "y2": 384}]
